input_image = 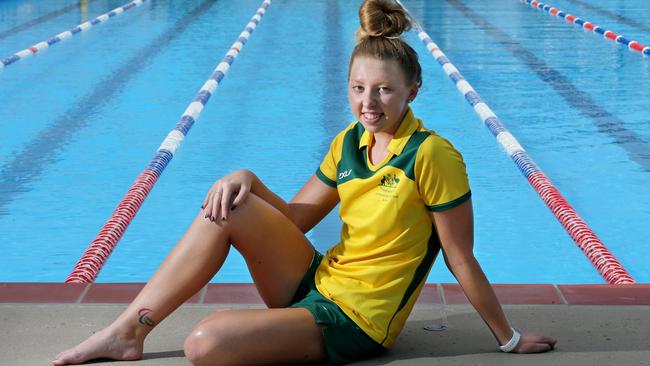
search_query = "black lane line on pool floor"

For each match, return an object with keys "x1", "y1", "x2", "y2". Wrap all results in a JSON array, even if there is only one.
[
  {"x1": 447, "y1": 0, "x2": 650, "y2": 172},
  {"x1": 569, "y1": 0, "x2": 650, "y2": 36},
  {"x1": 317, "y1": 0, "x2": 348, "y2": 157},
  {"x1": 310, "y1": 0, "x2": 347, "y2": 250},
  {"x1": 0, "y1": 0, "x2": 100, "y2": 41},
  {"x1": 0, "y1": 0, "x2": 219, "y2": 216}
]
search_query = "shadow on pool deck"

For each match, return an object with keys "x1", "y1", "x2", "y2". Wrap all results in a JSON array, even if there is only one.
[{"x1": 1, "y1": 284, "x2": 649, "y2": 365}]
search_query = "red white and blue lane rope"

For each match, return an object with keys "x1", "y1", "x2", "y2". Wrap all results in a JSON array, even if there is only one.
[
  {"x1": 65, "y1": 0, "x2": 272, "y2": 283},
  {"x1": 521, "y1": 0, "x2": 650, "y2": 57},
  {"x1": 395, "y1": 1, "x2": 635, "y2": 285},
  {"x1": 0, "y1": 0, "x2": 146, "y2": 70}
]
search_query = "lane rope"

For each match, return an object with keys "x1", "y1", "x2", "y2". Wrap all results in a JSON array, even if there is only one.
[
  {"x1": 0, "y1": 0, "x2": 100, "y2": 41},
  {"x1": 65, "y1": 0, "x2": 272, "y2": 283},
  {"x1": 396, "y1": 0, "x2": 635, "y2": 284},
  {"x1": 520, "y1": 0, "x2": 650, "y2": 57},
  {"x1": 1, "y1": 0, "x2": 147, "y2": 70}
]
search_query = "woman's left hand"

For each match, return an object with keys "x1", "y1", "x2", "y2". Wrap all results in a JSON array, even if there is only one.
[
  {"x1": 512, "y1": 332, "x2": 557, "y2": 353},
  {"x1": 202, "y1": 169, "x2": 255, "y2": 222}
]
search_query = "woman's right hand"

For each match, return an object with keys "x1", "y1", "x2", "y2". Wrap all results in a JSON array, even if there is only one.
[
  {"x1": 202, "y1": 169, "x2": 255, "y2": 222},
  {"x1": 512, "y1": 332, "x2": 557, "y2": 353}
]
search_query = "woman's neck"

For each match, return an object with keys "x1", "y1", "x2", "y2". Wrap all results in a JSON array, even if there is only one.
[
  {"x1": 368, "y1": 129, "x2": 395, "y2": 165},
  {"x1": 366, "y1": 107, "x2": 409, "y2": 165}
]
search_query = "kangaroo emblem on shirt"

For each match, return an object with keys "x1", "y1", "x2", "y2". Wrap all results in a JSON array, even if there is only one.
[
  {"x1": 379, "y1": 173, "x2": 400, "y2": 194},
  {"x1": 380, "y1": 174, "x2": 400, "y2": 188}
]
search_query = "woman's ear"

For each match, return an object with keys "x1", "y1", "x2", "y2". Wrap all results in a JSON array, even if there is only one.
[{"x1": 408, "y1": 86, "x2": 419, "y2": 103}]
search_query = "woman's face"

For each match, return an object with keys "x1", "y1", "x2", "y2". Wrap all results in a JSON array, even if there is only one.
[{"x1": 348, "y1": 56, "x2": 417, "y2": 136}]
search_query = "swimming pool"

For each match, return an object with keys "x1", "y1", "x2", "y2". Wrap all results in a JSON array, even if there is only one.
[{"x1": 1, "y1": 0, "x2": 648, "y2": 284}]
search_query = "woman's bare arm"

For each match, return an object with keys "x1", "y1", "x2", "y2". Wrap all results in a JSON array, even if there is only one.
[
  {"x1": 288, "y1": 175, "x2": 339, "y2": 233},
  {"x1": 250, "y1": 172, "x2": 338, "y2": 232},
  {"x1": 203, "y1": 169, "x2": 338, "y2": 233},
  {"x1": 430, "y1": 199, "x2": 556, "y2": 353}
]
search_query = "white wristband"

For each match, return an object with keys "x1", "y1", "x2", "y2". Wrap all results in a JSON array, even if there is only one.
[{"x1": 499, "y1": 328, "x2": 521, "y2": 353}]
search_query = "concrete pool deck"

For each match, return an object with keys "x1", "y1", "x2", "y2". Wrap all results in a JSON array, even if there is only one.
[{"x1": 2, "y1": 283, "x2": 649, "y2": 365}]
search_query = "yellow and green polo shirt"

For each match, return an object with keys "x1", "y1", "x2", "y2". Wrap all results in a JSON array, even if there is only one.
[{"x1": 314, "y1": 108, "x2": 471, "y2": 347}]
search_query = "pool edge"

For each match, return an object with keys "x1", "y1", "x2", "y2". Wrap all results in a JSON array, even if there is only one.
[{"x1": 1, "y1": 283, "x2": 649, "y2": 305}]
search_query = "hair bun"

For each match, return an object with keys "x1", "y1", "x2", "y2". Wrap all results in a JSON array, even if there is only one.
[{"x1": 356, "y1": 0, "x2": 411, "y2": 41}]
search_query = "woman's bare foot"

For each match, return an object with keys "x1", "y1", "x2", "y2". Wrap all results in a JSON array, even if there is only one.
[{"x1": 52, "y1": 325, "x2": 145, "y2": 366}]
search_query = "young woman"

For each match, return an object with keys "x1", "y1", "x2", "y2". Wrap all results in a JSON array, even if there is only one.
[{"x1": 53, "y1": 0, "x2": 556, "y2": 364}]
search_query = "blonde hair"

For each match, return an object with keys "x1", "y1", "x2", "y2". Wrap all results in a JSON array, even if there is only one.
[{"x1": 349, "y1": 0, "x2": 422, "y2": 88}]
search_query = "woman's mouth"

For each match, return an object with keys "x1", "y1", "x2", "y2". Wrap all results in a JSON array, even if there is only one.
[{"x1": 362, "y1": 112, "x2": 383, "y2": 125}]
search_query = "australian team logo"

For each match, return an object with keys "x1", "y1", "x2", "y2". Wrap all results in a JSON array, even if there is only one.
[{"x1": 379, "y1": 173, "x2": 400, "y2": 193}]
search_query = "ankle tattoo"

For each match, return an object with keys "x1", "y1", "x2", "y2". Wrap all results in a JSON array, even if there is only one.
[{"x1": 137, "y1": 308, "x2": 157, "y2": 327}]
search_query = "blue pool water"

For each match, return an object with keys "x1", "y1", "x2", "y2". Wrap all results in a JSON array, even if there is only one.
[{"x1": 1, "y1": 0, "x2": 648, "y2": 283}]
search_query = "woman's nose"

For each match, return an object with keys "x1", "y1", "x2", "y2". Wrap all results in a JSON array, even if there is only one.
[{"x1": 362, "y1": 91, "x2": 376, "y2": 107}]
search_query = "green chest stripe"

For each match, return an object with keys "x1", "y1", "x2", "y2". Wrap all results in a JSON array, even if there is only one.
[
  {"x1": 381, "y1": 226, "x2": 441, "y2": 345},
  {"x1": 336, "y1": 123, "x2": 430, "y2": 185}
]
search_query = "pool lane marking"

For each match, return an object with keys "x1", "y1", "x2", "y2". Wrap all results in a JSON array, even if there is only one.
[
  {"x1": 309, "y1": 0, "x2": 348, "y2": 249},
  {"x1": 449, "y1": 0, "x2": 650, "y2": 172},
  {"x1": 0, "y1": 0, "x2": 100, "y2": 41},
  {"x1": 396, "y1": 0, "x2": 635, "y2": 284},
  {"x1": 0, "y1": 0, "x2": 146, "y2": 70},
  {"x1": 0, "y1": 0, "x2": 219, "y2": 217},
  {"x1": 521, "y1": 0, "x2": 650, "y2": 57},
  {"x1": 65, "y1": 0, "x2": 273, "y2": 283},
  {"x1": 446, "y1": 0, "x2": 639, "y2": 283},
  {"x1": 569, "y1": 0, "x2": 650, "y2": 36}
]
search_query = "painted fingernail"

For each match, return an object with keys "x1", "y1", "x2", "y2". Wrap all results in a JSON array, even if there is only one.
[
  {"x1": 231, "y1": 205, "x2": 237, "y2": 211},
  {"x1": 210, "y1": 216, "x2": 215, "y2": 222},
  {"x1": 221, "y1": 217, "x2": 226, "y2": 221},
  {"x1": 201, "y1": 204, "x2": 205, "y2": 209}
]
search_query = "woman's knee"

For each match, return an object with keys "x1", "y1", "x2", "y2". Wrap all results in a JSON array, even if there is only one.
[
  {"x1": 183, "y1": 331, "x2": 207, "y2": 366},
  {"x1": 183, "y1": 313, "x2": 240, "y2": 366}
]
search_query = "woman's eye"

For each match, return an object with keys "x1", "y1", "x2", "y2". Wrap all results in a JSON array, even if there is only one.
[
  {"x1": 352, "y1": 85, "x2": 364, "y2": 92},
  {"x1": 379, "y1": 87, "x2": 392, "y2": 93}
]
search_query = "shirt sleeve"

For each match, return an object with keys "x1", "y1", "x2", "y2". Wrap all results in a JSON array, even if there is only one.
[
  {"x1": 315, "y1": 130, "x2": 345, "y2": 188},
  {"x1": 415, "y1": 134, "x2": 471, "y2": 211}
]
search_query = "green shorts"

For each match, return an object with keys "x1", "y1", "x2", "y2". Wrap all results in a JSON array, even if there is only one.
[{"x1": 289, "y1": 250, "x2": 385, "y2": 365}]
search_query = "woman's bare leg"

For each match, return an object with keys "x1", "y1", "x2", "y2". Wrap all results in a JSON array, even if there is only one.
[
  {"x1": 184, "y1": 308, "x2": 326, "y2": 366},
  {"x1": 53, "y1": 193, "x2": 315, "y2": 365}
]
